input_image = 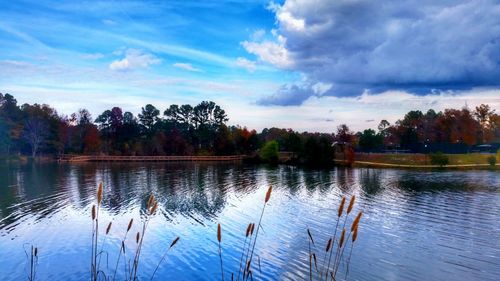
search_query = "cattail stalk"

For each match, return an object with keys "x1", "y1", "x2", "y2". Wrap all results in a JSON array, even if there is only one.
[
  {"x1": 241, "y1": 223, "x2": 255, "y2": 280},
  {"x1": 217, "y1": 223, "x2": 224, "y2": 281},
  {"x1": 112, "y1": 219, "x2": 133, "y2": 281},
  {"x1": 324, "y1": 197, "x2": 345, "y2": 280},
  {"x1": 320, "y1": 238, "x2": 332, "y2": 281},
  {"x1": 333, "y1": 229, "x2": 353, "y2": 279},
  {"x1": 344, "y1": 227, "x2": 358, "y2": 281},
  {"x1": 245, "y1": 186, "x2": 272, "y2": 279},
  {"x1": 150, "y1": 237, "x2": 180, "y2": 281},
  {"x1": 97, "y1": 221, "x2": 113, "y2": 271},
  {"x1": 28, "y1": 245, "x2": 38, "y2": 281},
  {"x1": 91, "y1": 182, "x2": 103, "y2": 281},
  {"x1": 237, "y1": 223, "x2": 253, "y2": 281},
  {"x1": 130, "y1": 195, "x2": 157, "y2": 281}
]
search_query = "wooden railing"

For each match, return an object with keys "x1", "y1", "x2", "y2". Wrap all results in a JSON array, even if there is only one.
[{"x1": 58, "y1": 154, "x2": 247, "y2": 162}]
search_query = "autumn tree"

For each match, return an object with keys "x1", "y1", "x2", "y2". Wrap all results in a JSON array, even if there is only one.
[
  {"x1": 474, "y1": 104, "x2": 496, "y2": 143},
  {"x1": 336, "y1": 124, "x2": 356, "y2": 144}
]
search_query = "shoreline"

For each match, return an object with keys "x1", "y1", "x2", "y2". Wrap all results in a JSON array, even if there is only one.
[
  {"x1": 335, "y1": 159, "x2": 499, "y2": 170},
  {"x1": 2, "y1": 154, "x2": 499, "y2": 171}
]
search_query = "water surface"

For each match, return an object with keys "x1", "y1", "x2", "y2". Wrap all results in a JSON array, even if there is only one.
[{"x1": 0, "y1": 163, "x2": 499, "y2": 280}]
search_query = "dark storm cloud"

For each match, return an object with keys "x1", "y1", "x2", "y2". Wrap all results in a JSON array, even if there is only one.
[{"x1": 252, "y1": 0, "x2": 500, "y2": 105}]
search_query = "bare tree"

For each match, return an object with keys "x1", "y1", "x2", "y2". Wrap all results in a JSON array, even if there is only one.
[{"x1": 23, "y1": 118, "x2": 48, "y2": 158}]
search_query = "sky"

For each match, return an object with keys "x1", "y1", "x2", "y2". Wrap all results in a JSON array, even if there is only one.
[{"x1": 0, "y1": 0, "x2": 499, "y2": 132}]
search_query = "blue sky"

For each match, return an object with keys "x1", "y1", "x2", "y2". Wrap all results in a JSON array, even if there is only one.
[{"x1": 1, "y1": 0, "x2": 499, "y2": 132}]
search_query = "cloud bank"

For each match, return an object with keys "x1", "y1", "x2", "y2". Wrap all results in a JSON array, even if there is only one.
[
  {"x1": 245, "y1": 0, "x2": 500, "y2": 105},
  {"x1": 109, "y1": 49, "x2": 160, "y2": 71}
]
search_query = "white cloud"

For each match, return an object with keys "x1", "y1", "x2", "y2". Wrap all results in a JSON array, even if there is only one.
[
  {"x1": 250, "y1": 29, "x2": 266, "y2": 41},
  {"x1": 241, "y1": 35, "x2": 292, "y2": 69},
  {"x1": 235, "y1": 57, "x2": 256, "y2": 72},
  {"x1": 172, "y1": 62, "x2": 202, "y2": 72},
  {"x1": 109, "y1": 49, "x2": 160, "y2": 71},
  {"x1": 81, "y1": 53, "x2": 104, "y2": 60},
  {"x1": 276, "y1": 11, "x2": 305, "y2": 31}
]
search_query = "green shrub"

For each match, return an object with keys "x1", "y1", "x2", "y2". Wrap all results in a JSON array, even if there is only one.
[
  {"x1": 260, "y1": 140, "x2": 279, "y2": 163},
  {"x1": 487, "y1": 155, "x2": 496, "y2": 166},
  {"x1": 429, "y1": 152, "x2": 449, "y2": 167}
]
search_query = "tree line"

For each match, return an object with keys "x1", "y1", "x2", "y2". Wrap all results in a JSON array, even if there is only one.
[
  {"x1": 1, "y1": 92, "x2": 499, "y2": 163},
  {"x1": 356, "y1": 105, "x2": 500, "y2": 153}
]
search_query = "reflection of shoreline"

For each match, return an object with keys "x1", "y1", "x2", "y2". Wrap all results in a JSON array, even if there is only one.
[
  {"x1": 335, "y1": 159, "x2": 500, "y2": 170},
  {"x1": 57, "y1": 155, "x2": 247, "y2": 162}
]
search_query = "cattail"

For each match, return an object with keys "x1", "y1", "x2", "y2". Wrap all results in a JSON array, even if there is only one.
[
  {"x1": 350, "y1": 212, "x2": 363, "y2": 232},
  {"x1": 338, "y1": 197, "x2": 346, "y2": 217},
  {"x1": 121, "y1": 241, "x2": 125, "y2": 253},
  {"x1": 265, "y1": 186, "x2": 272, "y2": 203},
  {"x1": 217, "y1": 223, "x2": 222, "y2": 243},
  {"x1": 97, "y1": 182, "x2": 103, "y2": 205},
  {"x1": 326, "y1": 238, "x2": 332, "y2": 252},
  {"x1": 91, "y1": 205, "x2": 96, "y2": 220},
  {"x1": 312, "y1": 253, "x2": 318, "y2": 270},
  {"x1": 352, "y1": 227, "x2": 358, "y2": 242},
  {"x1": 136, "y1": 232, "x2": 140, "y2": 244},
  {"x1": 339, "y1": 229, "x2": 346, "y2": 248},
  {"x1": 246, "y1": 223, "x2": 252, "y2": 237},
  {"x1": 147, "y1": 194, "x2": 154, "y2": 210},
  {"x1": 106, "y1": 222, "x2": 112, "y2": 235},
  {"x1": 34, "y1": 247, "x2": 38, "y2": 257},
  {"x1": 150, "y1": 201, "x2": 158, "y2": 214},
  {"x1": 347, "y1": 195, "x2": 355, "y2": 214},
  {"x1": 307, "y1": 228, "x2": 315, "y2": 245},
  {"x1": 169, "y1": 236, "x2": 180, "y2": 249},
  {"x1": 127, "y1": 218, "x2": 133, "y2": 232},
  {"x1": 250, "y1": 223, "x2": 255, "y2": 236}
]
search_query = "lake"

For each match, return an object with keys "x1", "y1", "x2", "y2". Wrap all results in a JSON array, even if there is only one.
[{"x1": 0, "y1": 163, "x2": 499, "y2": 280}]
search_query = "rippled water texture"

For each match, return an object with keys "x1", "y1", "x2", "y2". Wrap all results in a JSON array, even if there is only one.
[{"x1": 0, "y1": 163, "x2": 499, "y2": 280}]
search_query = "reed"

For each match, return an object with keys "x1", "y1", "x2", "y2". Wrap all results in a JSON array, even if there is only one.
[
  {"x1": 150, "y1": 236, "x2": 180, "y2": 281},
  {"x1": 26, "y1": 245, "x2": 38, "y2": 281},
  {"x1": 112, "y1": 218, "x2": 133, "y2": 281},
  {"x1": 91, "y1": 182, "x2": 103, "y2": 281},
  {"x1": 323, "y1": 196, "x2": 344, "y2": 280},
  {"x1": 305, "y1": 194, "x2": 362, "y2": 281},
  {"x1": 241, "y1": 223, "x2": 255, "y2": 281},
  {"x1": 320, "y1": 237, "x2": 332, "y2": 281},
  {"x1": 236, "y1": 223, "x2": 253, "y2": 281},
  {"x1": 129, "y1": 193, "x2": 158, "y2": 281},
  {"x1": 96, "y1": 221, "x2": 113, "y2": 272},
  {"x1": 332, "y1": 211, "x2": 363, "y2": 280},
  {"x1": 217, "y1": 223, "x2": 224, "y2": 281},
  {"x1": 344, "y1": 226, "x2": 359, "y2": 281},
  {"x1": 244, "y1": 185, "x2": 272, "y2": 280},
  {"x1": 215, "y1": 186, "x2": 272, "y2": 281},
  {"x1": 307, "y1": 228, "x2": 314, "y2": 281}
]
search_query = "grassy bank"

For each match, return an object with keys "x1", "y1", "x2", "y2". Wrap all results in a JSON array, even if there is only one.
[{"x1": 348, "y1": 153, "x2": 499, "y2": 169}]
